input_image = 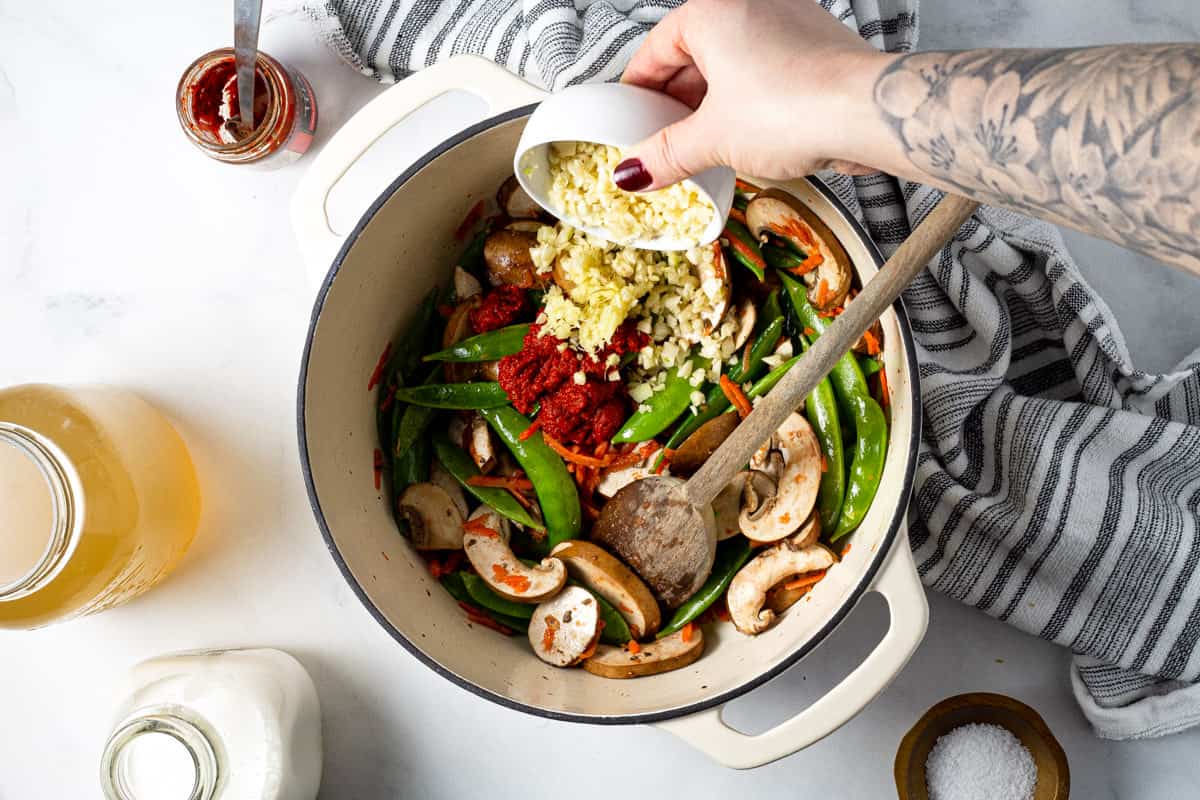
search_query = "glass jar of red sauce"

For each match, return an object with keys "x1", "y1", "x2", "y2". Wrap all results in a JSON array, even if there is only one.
[{"x1": 176, "y1": 48, "x2": 317, "y2": 167}]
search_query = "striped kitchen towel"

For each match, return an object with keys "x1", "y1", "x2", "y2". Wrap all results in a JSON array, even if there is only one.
[{"x1": 306, "y1": 0, "x2": 1200, "y2": 738}]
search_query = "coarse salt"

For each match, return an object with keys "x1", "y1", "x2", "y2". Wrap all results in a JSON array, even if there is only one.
[{"x1": 925, "y1": 722, "x2": 1036, "y2": 800}]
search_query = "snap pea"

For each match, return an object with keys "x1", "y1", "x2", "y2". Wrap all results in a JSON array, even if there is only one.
[
  {"x1": 613, "y1": 356, "x2": 711, "y2": 444},
  {"x1": 393, "y1": 366, "x2": 441, "y2": 458},
  {"x1": 732, "y1": 192, "x2": 749, "y2": 212},
  {"x1": 376, "y1": 290, "x2": 439, "y2": 465},
  {"x1": 587, "y1": 587, "x2": 633, "y2": 644},
  {"x1": 730, "y1": 317, "x2": 784, "y2": 385},
  {"x1": 393, "y1": 382, "x2": 509, "y2": 409},
  {"x1": 423, "y1": 324, "x2": 529, "y2": 363},
  {"x1": 798, "y1": 336, "x2": 846, "y2": 533},
  {"x1": 780, "y1": 271, "x2": 887, "y2": 540},
  {"x1": 397, "y1": 290, "x2": 442, "y2": 383},
  {"x1": 430, "y1": 431, "x2": 543, "y2": 531},
  {"x1": 461, "y1": 572, "x2": 535, "y2": 619},
  {"x1": 480, "y1": 406, "x2": 581, "y2": 548},
  {"x1": 859, "y1": 355, "x2": 882, "y2": 377},
  {"x1": 762, "y1": 242, "x2": 805, "y2": 272},
  {"x1": 442, "y1": 571, "x2": 529, "y2": 632},
  {"x1": 746, "y1": 353, "x2": 802, "y2": 399},
  {"x1": 658, "y1": 538, "x2": 752, "y2": 638},
  {"x1": 457, "y1": 223, "x2": 492, "y2": 274},
  {"x1": 722, "y1": 219, "x2": 766, "y2": 280},
  {"x1": 393, "y1": 430, "x2": 430, "y2": 501}
]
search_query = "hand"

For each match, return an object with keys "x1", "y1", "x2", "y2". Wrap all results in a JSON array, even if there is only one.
[{"x1": 615, "y1": 0, "x2": 891, "y2": 192}]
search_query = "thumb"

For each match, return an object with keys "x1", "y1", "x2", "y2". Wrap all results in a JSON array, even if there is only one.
[{"x1": 614, "y1": 110, "x2": 720, "y2": 192}]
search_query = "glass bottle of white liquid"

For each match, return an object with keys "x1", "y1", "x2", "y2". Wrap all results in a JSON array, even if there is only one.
[{"x1": 100, "y1": 648, "x2": 323, "y2": 800}]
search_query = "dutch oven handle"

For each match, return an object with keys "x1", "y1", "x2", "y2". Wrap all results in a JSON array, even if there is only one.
[
  {"x1": 291, "y1": 55, "x2": 548, "y2": 286},
  {"x1": 656, "y1": 532, "x2": 929, "y2": 769}
]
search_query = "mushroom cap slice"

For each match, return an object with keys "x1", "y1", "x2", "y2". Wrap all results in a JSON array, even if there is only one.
[
  {"x1": 746, "y1": 188, "x2": 852, "y2": 310},
  {"x1": 397, "y1": 483, "x2": 465, "y2": 550},
  {"x1": 712, "y1": 475, "x2": 746, "y2": 541},
  {"x1": 462, "y1": 506, "x2": 566, "y2": 602},
  {"x1": 528, "y1": 585, "x2": 602, "y2": 667},
  {"x1": 739, "y1": 412, "x2": 821, "y2": 543},
  {"x1": 468, "y1": 415, "x2": 497, "y2": 474},
  {"x1": 591, "y1": 475, "x2": 717, "y2": 609},
  {"x1": 453, "y1": 266, "x2": 483, "y2": 301},
  {"x1": 496, "y1": 175, "x2": 544, "y2": 220},
  {"x1": 670, "y1": 412, "x2": 739, "y2": 477},
  {"x1": 728, "y1": 297, "x2": 757, "y2": 353},
  {"x1": 442, "y1": 299, "x2": 481, "y2": 383},
  {"x1": 695, "y1": 246, "x2": 731, "y2": 338},
  {"x1": 727, "y1": 536, "x2": 836, "y2": 635},
  {"x1": 583, "y1": 629, "x2": 705, "y2": 679},
  {"x1": 505, "y1": 220, "x2": 544, "y2": 234},
  {"x1": 483, "y1": 229, "x2": 540, "y2": 288},
  {"x1": 429, "y1": 459, "x2": 470, "y2": 518},
  {"x1": 595, "y1": 452, "x2": 667, "y2": 499},
  {"x1": 550, "y1": 541, "x2": 661, "y2": 639}
]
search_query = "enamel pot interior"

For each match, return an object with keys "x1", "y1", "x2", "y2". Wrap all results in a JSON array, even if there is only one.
[{"x1": 299, "y1": 108, "x2": 920, "y2": 723}]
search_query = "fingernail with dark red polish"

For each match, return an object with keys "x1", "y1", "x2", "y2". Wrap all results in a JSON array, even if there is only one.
[{"x1": 614, "y1": 158, "x2": 652, "y2": 191}]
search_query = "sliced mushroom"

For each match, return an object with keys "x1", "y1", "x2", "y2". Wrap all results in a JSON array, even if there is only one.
[
  {"x1": 453, "y1": 266, "x2": 483, "y2": 301},
  {"x1": 477, "y1": 360, "x2": 501, "y2": 381},
  {"x1": 551, "y1": 254, "x2": 575, "y2": 295},
  {"x1": 447, "y1": 414, "x2": 470, "y2": 451},
  {"x1": 505, "y1": 220, "x2": 543, "y2": 234},
  {"x1": 496, "y1": 175, "x2": 544, "y2": 220},
  {"x1": 528, "y1": 585, "x2": 602, "y2": 667},
  {"x1": 765, "y1": 582, "x2": 809, "y2": 615},
  {"x1": 728, "y1": 297, "x2": 757, "y2": 353},
  {"x1": 712, "y1": 474, "x2": 746, "y2": 541},
  {"x1": 596, "y1": 452, "x2": 666, "y2": 499},
  {"x1": 483, "y1": 229, "x2": 540, "y2": 288},
  {"x1": 670, "y1": 412, "x2": 739, "y2": 477},
  {"x1": 739, "y1": 412, "x2": 821, "y2": 543},
  {"x1": 727, "y1": 537, "x2": 836, "y2": 635},
  {"x1": 397, "y1": 483, "x2": 465, "y2": 550},
  {"x1": 591, "y1": 478, "x2": 717, "y2": 609},
  {"x1": 442, "y1": 300, "x2": 480, "y2": 383},
  {"x1": 695, "y1": 247, "x2": 731, "y2": 338},
  {"x1": 583, "y1": 629, "x2": 705, "y2": 679},
  {"x1": 761, "y1": 337, "x2": 794, "y2": 370},
  {"x1": 550, "y1": 541, "x2": 661, "y2": 639},
  {"x1": 463, "y1": 506, "x2": 566, "y2": 603},
  {"x1": 429, "y1": 459, "x2": 469, "y2": 518},
  {"x1": 746, "y1": 188, "x2": 852, "y2": 310},
  {"x1": 468, "y1": 415, "x2": 496, "y2": 474}
]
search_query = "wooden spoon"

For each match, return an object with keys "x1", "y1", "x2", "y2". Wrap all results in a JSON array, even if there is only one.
[{"x1": 595, "y1": 194, "x2": 980, "y2": 594}]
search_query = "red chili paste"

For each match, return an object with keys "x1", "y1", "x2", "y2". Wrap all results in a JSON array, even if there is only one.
[
  {"x1": 469, "y1": 286, "x2": 529, "y2": 334},
  {"x1": 498, "y1": 323, "x2": 647, "y2": 447},
  {"x1": 190, "y1": 58, "x2": 269, "y2": 142}
]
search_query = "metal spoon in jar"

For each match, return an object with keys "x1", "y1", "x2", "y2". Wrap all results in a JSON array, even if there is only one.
[
  {"x1": 234, "y1": 0, "x2": 263, "y2": 137},
  {"x1": 594, "y1": 194, "x2": 980, "y2": 597}
]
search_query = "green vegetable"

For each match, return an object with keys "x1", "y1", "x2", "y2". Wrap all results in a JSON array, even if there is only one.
[
  {"x1": 393, "y1": 382, "x2": 509, "y2": 409},
  {"x1": 461, "y1": 572, "x2": 535, "y2": 619},
  {"x1": 859, "y1": 355, "x2": 882, "y2": 377},
  {"x1": 480, "y1": 406, "x2": 581, "y2": 549},
  {"x1": 589, "y1": 588, "x2": 633, "y2": 644},
  {"x1": 423, "y1": 324, "x2": 529, "y2": 363},
  {"x1": 762, "y1": 242, "x2": 806, "y2": 272},
  {"x1": 393, "y1": 366, "x2": 441, "y2": 458},
  {"x1": 430, "y1": 432, "x2": 544, "y2": 531},
  {"x1": 732, "y1": 192, "x2": 749, "y2": 212},
  {"x1": 457, "y1": 224, "x2": 492, "y2": 275},
  {"x1": 397, "y1": 290, "x2": 442, "y2": 382},
  {"x1": 799, "y1": 336, "x2": 846, "y2": 533},
  {"x1": 780, "y1": 271, "x2": 887, "y2": 540},
  {"x1": 722, "y1": 219, "x2": 766, "y2": 280},
  {"x1": 442, "y1": 571, "x2": 528, "y2": 632},
  {"x1": 613, "y1": 356, "x2": 711, "y2": 444},
  {"x1": 393, "y1": 430, "x2": 430, "y2": 495},
  {"x1": 658, "y1": 538, "x2": 753, "y2": 637},
  {"x1": 376, "y1": 290, "x2": 439, "y2": 466},
  {"x1": 746, "y1": 353, "x2": 802, "y2": 399},
  {"x1": 729, "y1": 317, "x2": 784, "y2": 384}
]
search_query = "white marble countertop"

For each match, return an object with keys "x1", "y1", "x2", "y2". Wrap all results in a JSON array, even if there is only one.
[{"x1": 2, "y1": 1, "x2": 1198, "y2": 797}]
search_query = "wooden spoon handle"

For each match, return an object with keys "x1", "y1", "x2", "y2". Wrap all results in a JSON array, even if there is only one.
[{"x1": 685, "y1": 194, "x2": 980, "y2": 508}]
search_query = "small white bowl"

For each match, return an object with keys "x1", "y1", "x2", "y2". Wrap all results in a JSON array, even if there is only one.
[{"x1": 513, "y1": 82, "x2": 734, "y2": 251}]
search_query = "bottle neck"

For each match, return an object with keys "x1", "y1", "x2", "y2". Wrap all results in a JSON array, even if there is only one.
[
  {"x1": 0, "y1": 423, "x2": 80, "y2": 601},
  {"x1": 100, "y1": 712, "x2": 221, "y2": 800}
]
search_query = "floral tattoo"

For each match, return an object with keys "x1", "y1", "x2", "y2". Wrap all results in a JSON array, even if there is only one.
[{"x1": 874, "y1": 46, "x2": 1200, "y2": 271}]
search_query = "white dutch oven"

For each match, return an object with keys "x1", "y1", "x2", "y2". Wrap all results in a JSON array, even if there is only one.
[{"x1": 292, "y1": 56, "x2": 928, "y2": 769}]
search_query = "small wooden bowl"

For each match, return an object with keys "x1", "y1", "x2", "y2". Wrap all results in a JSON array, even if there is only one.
[{"x1": 895, "y1": 692, "x2": 1069, "y2": 800}]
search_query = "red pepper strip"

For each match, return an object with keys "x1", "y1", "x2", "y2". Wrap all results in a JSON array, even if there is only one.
[
  {"x1": 726, "y1": 232, "x2": 767, "y2": 272},
  {"x1": 879, "y1": 366, "x2": 890, "y2": 408},
  {"x1": 373, "y1": 448, "x2": 384, "y2": 491},
  {"x1": 518, "y1": 418, "x2": 542, "y2": 442},
  {"x1": 728, "y1": 207, "x2": 747, "y2": 226},
  {"x1": 735, "y1": 178, "x2": 761, "y2": 194},
  {"x1": 367, "y1": 342, "x2": 392, "y2": 391}
]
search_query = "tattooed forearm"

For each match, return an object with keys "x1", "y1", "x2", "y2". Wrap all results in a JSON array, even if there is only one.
[{"x1": 873, "y1": 45, "x2": 1200, "y2": 273}]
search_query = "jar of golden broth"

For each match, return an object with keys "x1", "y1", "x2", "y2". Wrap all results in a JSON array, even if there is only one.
[{"x1": 0, "y1": 385, "x2": 201, "y2": 628}]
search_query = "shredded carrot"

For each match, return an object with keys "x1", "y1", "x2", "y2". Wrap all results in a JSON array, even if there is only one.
[
  {"x1": 820, "y1": 453, "x2": 828, "y2": 473},
  {"x1": 862, "y1": 328, "x2": 881, "y2": 356},
  {"x1": 518, "y1": 418, "x2": 542, "y2": 441},
  {"x1": 542, "y1": 432, "x2": 613, "y2": 467},
  {"x1": 608, "y1": 440, "x2": 660, "y2": 469},
  {"x1": 507, "y1": 487, "x2": 535, "y2": 511},
  {"x1": 713, "y1": 600, "x2": 731, "y2": 622},
  {"x1": 443, "y1": 551, "x2": 463, "y2": 574},
  {"x1": 878, "y1": 366, "x2": 890, "y2": 408},
  {"x1": 581, "y1": 499, "x2": 601, "y2": 520},
  {"x1": 818, "y1": 305, "x2": 843, "y2": 319},
  {"x1": 803, "y1": 327, "x2": 816, "y2": 338},
  {"x1": 381, "y1": 551, "x2": 390, "y2": 561},
  {"x1": 492, "y1": 563, "x2": 532, "y2": 593},
  {"x1": 728, "y1": 207, "x2": 747, "y2": 226},
  {"x1": 654, "y1": 449, "x2": 674, "y2": 474},
  {"x1": 726, "y1": 232, "x2": 767, "y2": 271},
  {"x1": 583, "y1": 467, "x2": 601, "y2": 498},
  {"x1": 768, "y1": 217, "x2": 819, "y2": 251},
  {"x1": 625, "y1": 640, "x2": 642, "y2": 655},
  {"x1": 541, "y1": 615, "x2": 560, "y2": 652},
  {"x1": 790, "y1": 251, "x2": 824, "y2": 276},
  {"x1": 681, "y1": 622, "x2": 696, "y2": 643},
  {"x1": 373, "y1": 448, "x2": 384, "y2": 491},
  {"x1": 458, "y1": 603, "x2": 514, "y2": 636},
  {"x1": 720, "y1": 375, "x2": 753, "y2": 418},
  {"x1": 454, "y1": 199, "x2": 485, "y2": 241},
  {"x1": 594, "y1": 441, "x2": 610, "y2": 458},
  {"x1": 579, "y1": 631, "x2": 600, "y2": 661},
  {"x1": 462, "y1": 518, "x2": 500, "y2": 538},
  {"x1": 367, "y1": 342, "x2": 392, "y2": 391},
  {"x1": 783, "y1": 569, "x2": 828, "y2": 591},
  {"x1": 467, "y1": 475, "x2": 535, "y2": 491},
  {"x1": 379, "y1": 387, "x2": 396, "y2": 412},
  {"x1": 735, "y1": 178, "x2": 761, "y2": 194},
  {"x1": 841, "y1": 543, "x2": 852, "y2": 558},
  {"x1": 815, "y1": 279, "x2": 830, "y2": 308}
]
